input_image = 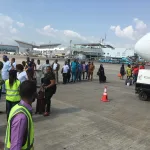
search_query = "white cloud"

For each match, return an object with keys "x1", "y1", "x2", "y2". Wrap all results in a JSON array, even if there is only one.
[
  {"x1": 36, "y1": 25, "x2": 58, "y2": 37},
  {"x1": 36, "y1": 25, "x2": 98, "y2": 43},
  {"x1": 134, "y1": 18, "x2": 147, "y2": 30},
  {"x1": 110, "y1": 18, "x2": 148, "y2": 40},
  {"x1": 63, "y1": 30, "x2": 86, "y2": 41},
  {"x1": 16, "y1": 22, "x2": 25, "y2": 27},
  {"x1": 9, "y1": 26, "x2": 17, "y2": 34},
  {"x1": 0, "y1": 14, "x2": 19, "y2": 44},
  {"x1": 0, "y1": 14, "x2": 13, "y2": 29}
]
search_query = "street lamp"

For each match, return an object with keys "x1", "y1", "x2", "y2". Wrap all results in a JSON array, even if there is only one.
[{"x1": 70, "y1": 40, "x2": 72, "y2": 58}]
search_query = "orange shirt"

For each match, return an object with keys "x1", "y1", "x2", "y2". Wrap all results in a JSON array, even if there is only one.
[{"x1": 89, "y1": 64, "x2": 95, "y2": 72}]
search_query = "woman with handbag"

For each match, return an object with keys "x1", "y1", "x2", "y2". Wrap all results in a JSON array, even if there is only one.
[
  {"x1": 42, "y1": 66, "x2": 56, "y2": 116},
  {"x1": 120, "y1": 64, "x2": 125, "y2": 80},
  {"x1": 35, "y1": 86, "x2": 45, "y2": 114}
]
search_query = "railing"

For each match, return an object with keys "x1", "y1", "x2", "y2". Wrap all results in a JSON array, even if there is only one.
[{"x1": 71, "y1": 47, "x2": 102, "y2": 53}]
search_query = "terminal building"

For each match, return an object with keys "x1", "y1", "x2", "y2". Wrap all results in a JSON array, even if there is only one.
[
  {"x1": 71, "y1": 43, "x2": 135, "y2": 59},
  {"x1": 15, "y1": 40, "x2": 63, "y2": 56},
  {"x1": 14, "y1": 40, "x2": 135, "y2": 59},
  {"x1": 71, "y1": 43, "x2": 106, "y2": 58},
  {"x1": 0, "y1": 44, "x2": 19, "y2": 54},
  {"x1": 101, "y1": 48, "x2": 135, "y2": 58}
]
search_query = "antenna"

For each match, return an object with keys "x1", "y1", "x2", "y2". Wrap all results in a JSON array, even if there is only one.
[
  {"x1": 105, "y1": 33, "x2": 107, "y2": 41},
  {"x1": 100, "y1": 38, "x2": 103, "y2": 44}
]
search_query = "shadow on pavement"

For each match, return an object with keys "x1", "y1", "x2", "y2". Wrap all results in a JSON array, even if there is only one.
[
  {"x1": 0, "y1": 140, "x2": 4, "y2": 150},
  {"x1": 33, "y1": 107, "x2": 81, "y2": 123},
  {"x1": 0, "y1": 107, "x2": 80, "y2": 137},
  {"x1": 0, "y1": 126, "x2": 6, "y2": 138}
]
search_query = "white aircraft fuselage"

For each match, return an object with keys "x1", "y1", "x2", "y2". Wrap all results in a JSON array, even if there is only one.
[{"x1": 135, "y1": 33, "x2": 150, "y2": 61}]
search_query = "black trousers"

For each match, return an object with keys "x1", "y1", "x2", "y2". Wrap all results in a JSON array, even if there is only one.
[
  {"x1": 0, "y1": 88, "x2": 1, "y2": 100},
  {"x1": 6, "y1": 100, "x2": 19, "y2": 120},
  {"x1": 82, "y1": 71, "x2": 85, "y2": 79},
  {"x1": 63, "y1": 73, "x2": 68, "y2": 84},
  {"x1": 45, "y1": 92, "x2": 53, "y2": 113},
  {"x1": 0, "y1": 88, "x2": 2, "y2": 113},
  {"x1": 67, "y1": 72, "x2": 71, "y2": 82}
]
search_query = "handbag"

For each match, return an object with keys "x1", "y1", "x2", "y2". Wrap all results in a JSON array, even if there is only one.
[
  {"x1": 118, "y1": 73, "x2": 121, "y2": 77},
  {"x1": 36, "y1": 86, "x2": 45, "y2": 114}
]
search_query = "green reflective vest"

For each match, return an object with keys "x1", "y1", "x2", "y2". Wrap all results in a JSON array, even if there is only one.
[
  {"x1": 126, "y1": 67, "x2": 132, "y2": 77},
  {"x1": 5, "y1": 104, "x2": 34, "y2": 150},
  {"x1": 5, "y1": 79, "x2": 21, "y2": 102}
]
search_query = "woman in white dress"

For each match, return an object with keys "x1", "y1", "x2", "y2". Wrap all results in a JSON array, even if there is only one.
[{"x1": 16, "y1": 64, "x2": 28, "y2": 83}]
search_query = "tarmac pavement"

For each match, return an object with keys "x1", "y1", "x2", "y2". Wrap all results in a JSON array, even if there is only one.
[{"x1": 0, "y1": 57, "x2": 150, "y2": 150}]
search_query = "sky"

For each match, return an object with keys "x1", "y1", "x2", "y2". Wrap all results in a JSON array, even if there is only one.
[{"x1": 0, "y1": 0, "x2": 149, "y2": 47}]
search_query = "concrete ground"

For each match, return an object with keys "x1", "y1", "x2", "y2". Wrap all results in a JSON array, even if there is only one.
[{"x1": 0, "y1": 56, "x2": 150, "y2": 150}]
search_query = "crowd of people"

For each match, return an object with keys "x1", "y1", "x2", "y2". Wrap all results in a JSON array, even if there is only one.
[
  {"x1": 0, "y1": 55, "x2": 58, "y2": 118},
  {"x1": 1, "y1": 55, "x2": 145, "y2": 120},
  {"x1": 61, "y1": 59, "x2": 107, "y2": 84},
  {"x1": 1, "y1": 54, "x2": 145, "y2": 150},
  {"x1": 0, "y1": 55, "x2": 107, "y2": 150},
  {"x1": 119, "y1": 63, "x2": 145, "y2": 83},
  {"x1": 0, "y1": 56, "x2": 108, "y2": 117},
  {"x1": 61, "y1": 59, "x2": 96, "y2": 84}
]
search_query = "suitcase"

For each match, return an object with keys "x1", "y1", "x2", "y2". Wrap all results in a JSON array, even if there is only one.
[
  {"x1": 104, "y1": 76, "x2": 106, "y2": 82},
  {"x1": 35, "y1": 87, "x2": 45, "y2": 114},
  {"x1": 125, "y1": 78, "x2": 132, "y2": 86}
]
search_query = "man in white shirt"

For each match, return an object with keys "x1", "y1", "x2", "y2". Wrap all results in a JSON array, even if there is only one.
[
  {"x1": 42, "y1": 59, "x2": 50, "y2": 74},
  {"x1": 62, "y1": 61, "x2": 69, "y2": 84},
  {"x1": 36, "y1": 59, "x2": 43, "y2": 86},
  {"x1": 36, "y1": 59, "x2": 42, "y2": 70},
  {"x1": 11, "y1": 58, "x2": 16, "y2": 70},
  {"x1": 2, "y1": 55, "x2": 11, "y2": 93},
  {"x1": 52, "y1": 59, "x2": 60, "y2": 84},
  {"x1": 16, "y1": 64, "x2": 28, "y2": 83}
]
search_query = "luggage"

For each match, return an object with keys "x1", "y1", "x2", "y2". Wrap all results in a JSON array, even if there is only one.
[
  {"x1": 118, "y1": 73, "x2": 121, "y2": 77},
  {"x1": 35, "y1": 87, "x2": 45, "y2": 114},
  {"x1": 125, "y1": 78, "x2": 133, "y2": 86},
  {"x1": 104, "y1": 76, "x2": 106, "y2": 82}
]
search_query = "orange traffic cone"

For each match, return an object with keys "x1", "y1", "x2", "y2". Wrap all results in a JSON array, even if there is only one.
[{"x1": 101, "y1": 86, "x2": 109, "y2": 102}]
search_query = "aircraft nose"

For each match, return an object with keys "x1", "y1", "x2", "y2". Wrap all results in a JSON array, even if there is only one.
[{"x1": 134, "y1": 40, "x2": 141, "y2": 54}]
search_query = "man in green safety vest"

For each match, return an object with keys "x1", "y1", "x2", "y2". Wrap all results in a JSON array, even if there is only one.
[{"x1": 4, "y1": 80, "x2": 37, "y2": 150}]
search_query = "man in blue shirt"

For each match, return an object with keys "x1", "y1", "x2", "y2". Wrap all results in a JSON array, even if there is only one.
[
  {"x1": 71, "y1": 59, "x2": 77, "y2": 82},
  {"x1": 77, "y1": 62, "x2": 82, "y2": 81}
]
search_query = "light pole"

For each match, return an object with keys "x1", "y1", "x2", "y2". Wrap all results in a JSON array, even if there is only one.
[
  {"x1": 49, "y1": 41, "x2": 51, "y2": 58},
  {"x1": 70, "y1": 40, "x2": 72, "y2": 58}
]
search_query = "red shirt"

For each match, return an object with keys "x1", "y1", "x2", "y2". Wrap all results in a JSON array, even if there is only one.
[
  {"x1": 139, "y1": 66, "x2": 145, "y2": 69},
  {"x1": 133, "y1": 67, "x2": 139, "y2": 75}
]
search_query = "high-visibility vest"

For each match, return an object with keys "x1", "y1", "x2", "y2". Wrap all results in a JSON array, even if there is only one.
[
  {"x1": 5, "y1": 79, "x2": 21, "y2": 102},
  {"x1": 5, "y1": 104, "x2": 34, "y2": 150}
]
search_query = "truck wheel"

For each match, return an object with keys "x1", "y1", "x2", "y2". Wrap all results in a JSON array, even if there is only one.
[{"x1": 139, "y1": 91, "x2": 148, "y2": 101}]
